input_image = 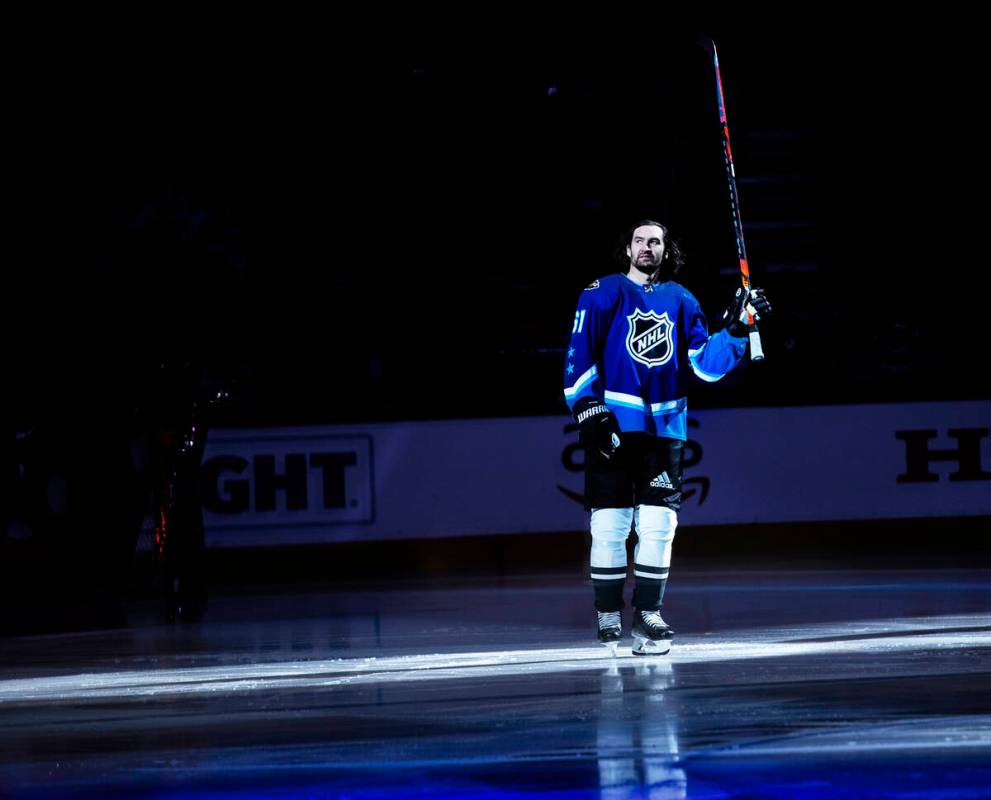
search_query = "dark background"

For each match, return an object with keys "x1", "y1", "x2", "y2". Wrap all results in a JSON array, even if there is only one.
[{"x1": 8, "y1": 19, "x2": 987, "y2": 429}]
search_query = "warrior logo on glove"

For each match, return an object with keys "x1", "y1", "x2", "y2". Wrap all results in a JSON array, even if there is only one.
[{"x1": 626, "y1": 309, "x2": 674, "y2": 367}]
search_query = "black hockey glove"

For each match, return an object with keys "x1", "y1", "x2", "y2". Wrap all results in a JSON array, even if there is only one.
[
  {"x1": 723, "y1": 287, "x2": 772, "y2": 337},
  {"x1": 573, "y1": 396, "x2": 622, "y2": 460}
]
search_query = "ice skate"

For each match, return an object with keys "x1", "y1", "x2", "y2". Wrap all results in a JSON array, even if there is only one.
[
  {"x1": 596, "y1": 609, "x2": 622, "y2": 654},
  {"x1": 631, "y1": 609, "x2": 673, "y2": 656}
]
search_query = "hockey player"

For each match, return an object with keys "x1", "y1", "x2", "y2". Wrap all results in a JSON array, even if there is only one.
[{"x1": 564, "y1": 220, "x2": 771, "y2": 655}]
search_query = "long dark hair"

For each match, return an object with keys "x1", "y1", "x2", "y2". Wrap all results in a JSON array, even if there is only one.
[{"x1": 613, "y1": 219, "x2": 685, "y2": 283}]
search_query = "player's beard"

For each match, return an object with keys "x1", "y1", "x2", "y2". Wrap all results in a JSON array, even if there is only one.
[{"x1": 631, "y1": 256, "x2": 659, "y2": 279}]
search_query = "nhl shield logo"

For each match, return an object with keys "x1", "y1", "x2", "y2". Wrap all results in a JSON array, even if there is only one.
[{"x1": 626, "y1": 309, "x2": 674, "y2": 367}]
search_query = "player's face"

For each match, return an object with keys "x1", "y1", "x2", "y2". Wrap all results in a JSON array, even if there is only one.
[{"x1": 627, "y1": 225, "x2": 666, "y2": 272}]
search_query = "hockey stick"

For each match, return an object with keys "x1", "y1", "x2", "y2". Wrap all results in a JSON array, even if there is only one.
[{"x1": 709, "y1": 39, "x2": 764, "y2": 361}]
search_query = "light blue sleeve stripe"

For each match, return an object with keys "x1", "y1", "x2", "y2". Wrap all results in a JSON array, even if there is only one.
[
  {"x1": 689, "y1": 354, "x2": 725, "y2": 382},
  {"x1": 564, "y1": 365, "x2": 599, "y2": 399},
  {"x1": 605, "y1": 397, "x2": 646, "y2": 411}
]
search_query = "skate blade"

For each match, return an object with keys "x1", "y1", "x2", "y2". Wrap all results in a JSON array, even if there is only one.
[
  {"x1": 632, "y1": 635, "x2": 671, "y2": 656},
  {"x1": 599, "y1": 640, "x2": 620, "y2": 657}
]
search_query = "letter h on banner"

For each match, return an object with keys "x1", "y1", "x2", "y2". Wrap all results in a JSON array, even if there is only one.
[{"x1": 896, "y1": 428, "x2": 991, "y2": 483}]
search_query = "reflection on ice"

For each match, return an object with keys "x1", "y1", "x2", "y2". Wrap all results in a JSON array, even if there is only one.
[{"x1": 3, "y1": 613, "x2": 988, "y2": 703}]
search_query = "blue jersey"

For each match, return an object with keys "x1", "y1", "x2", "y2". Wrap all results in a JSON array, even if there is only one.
[{"x1": 564, "y1": 273, "x2": 746, "y2": 440}]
